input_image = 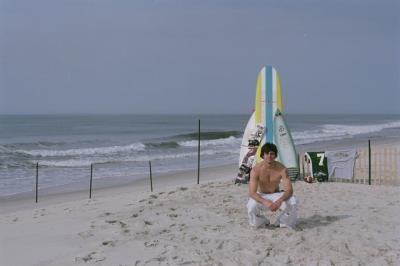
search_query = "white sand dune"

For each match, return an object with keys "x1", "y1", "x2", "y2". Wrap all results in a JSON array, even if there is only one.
[{"x1": 1, "y1": 164, "x2": 399, "y2": 265}]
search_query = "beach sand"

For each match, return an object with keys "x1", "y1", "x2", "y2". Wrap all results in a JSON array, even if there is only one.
[{"x1": 1, "y1": 162, "x2": 400, "y2": 266}]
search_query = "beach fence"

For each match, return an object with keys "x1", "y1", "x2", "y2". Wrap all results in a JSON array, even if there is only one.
[
  {"x1": 299, "y1": 143, "x2": 400, "y2": 186},
  {"x1": 26, "y1": 129, "x2": 399, "y2": 203},
  {"x1": 31, "y1": 120, "x2": 203, "y2": 202}
]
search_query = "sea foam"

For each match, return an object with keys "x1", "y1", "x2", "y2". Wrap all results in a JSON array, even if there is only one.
[
  {"x1": 293, "y1": 120, "x2": 400, "y2": 145},
  {"x1": 17, "y1": 143, "x2": 146, "y2": 157}
]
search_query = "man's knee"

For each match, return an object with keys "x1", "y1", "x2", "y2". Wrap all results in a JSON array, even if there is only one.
[
  {"x1": 246, "y1": 198, "x2": 259, "y2": 213},
  {"x1": 287, "y1": 196, "x2": 298, "y2": 207}
]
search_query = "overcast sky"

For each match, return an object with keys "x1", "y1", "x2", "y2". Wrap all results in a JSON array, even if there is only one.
[{"x1": 1, "y1": 0, "x2": 399, "y2": 115}]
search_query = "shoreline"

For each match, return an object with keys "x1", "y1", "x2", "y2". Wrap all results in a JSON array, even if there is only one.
[
  {"x1": 0, "y1": 163, "x2": 237, "y2": 214},
  {"x1": 2, "y1": 135, "x2": 400, "y2": 208},
  {"x1": 296, "y1": 134, "x2": 400, "y2": 153}
]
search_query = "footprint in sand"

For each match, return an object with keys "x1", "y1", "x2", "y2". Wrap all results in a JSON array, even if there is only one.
[
  {"x1": 118, "y1": 221, "x2": 130, "y2": 233},
  {"x1": 102, "y1": 240, "x2": 116, "y2": 247},
  {"x1": 216, "y1": 240, "x2": 225, "y2": 250},
  {"x1": 178, "y1": 223, "x2": 186, "y2": 232},
  {"x1": 119, "y1": 221, "x2": 127, "y2": 228},
  {"x1": 138, "y1": 230, "x2": 149, "y2": 236},
  {"x1": 97, "y1": 212, "x2": 113, "y2": 219},
  {"x1": 160, "y1": 229, "x2": 170, "y2": 234},
  {"x1": 144, "y1": 240, "x2": 159, "y2": 247},
  {"x1": 75, "y1": 251, "x2": 105, "y2": 263},
  {"x1": 104, "y1": 220, "x2": 129, "y2": 233},
  {"x1": 200, "y1": 239, "x2": 211, "y2": 245},
  {"x1": 78, "y1": 231, "x2": 94, "y2": 239},
  {"x1": 148, "y1": 256, "x2": 167, "y2": 263},
  {"x1": 33, "y1": 209, "x2": 46, "y2": 218}
]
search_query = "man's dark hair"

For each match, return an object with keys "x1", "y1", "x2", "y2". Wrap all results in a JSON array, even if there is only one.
[{"x1": 260, "y1": 142, "x2": 278, "y2": 158}]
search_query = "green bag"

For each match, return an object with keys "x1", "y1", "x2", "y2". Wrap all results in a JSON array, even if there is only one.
[{"x1": 304, "y1": 152, "x2": 329, "y2": 182}]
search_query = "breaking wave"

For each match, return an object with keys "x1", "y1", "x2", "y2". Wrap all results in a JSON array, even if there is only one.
[
  {"x1": 17, "y1": 143, "x2": 146, "y2": 157},
  {"x1": 293, "y1": 120, "x2": 400, "y2": 145}
]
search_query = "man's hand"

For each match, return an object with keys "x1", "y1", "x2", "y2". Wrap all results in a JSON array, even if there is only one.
[
  {"x1": 261, "y1": 199, "x2": 277, "y2": 212},
  {"x1": 268, "y1": 199, "x2": 283, "y2": 212}
]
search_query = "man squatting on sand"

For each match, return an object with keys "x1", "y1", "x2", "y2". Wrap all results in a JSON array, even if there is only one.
[{"x1": 247, "y1": 143, "x2": 298, "y2": 228}]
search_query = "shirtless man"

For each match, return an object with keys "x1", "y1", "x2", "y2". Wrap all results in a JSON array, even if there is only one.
[{"x1": 246, "y1": 143, "x2": 298, "y2": 228}]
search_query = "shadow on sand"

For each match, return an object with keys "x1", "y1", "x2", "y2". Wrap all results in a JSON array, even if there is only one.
[{"x1": 296, "y1": 214, "x2": 351, "y2": 230}]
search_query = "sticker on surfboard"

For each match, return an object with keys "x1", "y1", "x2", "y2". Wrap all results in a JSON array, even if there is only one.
[{"x1": 235, "y1": 123, "x2": 265, "y2": 184}]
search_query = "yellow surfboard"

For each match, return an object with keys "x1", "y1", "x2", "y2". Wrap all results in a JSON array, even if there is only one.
[{"x1": 255, "y1": 66, "x2": 283, "y2": 162}]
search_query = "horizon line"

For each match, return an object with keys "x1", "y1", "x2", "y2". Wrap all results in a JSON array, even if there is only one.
[{"x1": 1, "y1": 112, "x2": 400, "y2": 116}]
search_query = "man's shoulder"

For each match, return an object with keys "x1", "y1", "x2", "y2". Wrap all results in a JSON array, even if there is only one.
[
  {"x1": 273, "y1": 161, "x2": 286, "y2": 170},
  {"x1": 252, "y1": 161, "x2": 266, "y2": 173},
  {"x1": 252, "y1": 162, "x2": 262, "y2": 171}
]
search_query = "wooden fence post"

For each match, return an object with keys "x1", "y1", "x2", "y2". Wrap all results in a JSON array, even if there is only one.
[
  {"x1": 149, "y1": 161, "x2": 153, "y2": 192},
  {"x1": 197, "y1": 119, "x2": 200, "y2": 185},
  {"x1": 89, "y1": 163, "x2": 93, "y2": 199},
  {"x1": 368, "y1": 140, "x2": 371, "y2": 185},
  {"x1": 35, "y1": 162, "x2": 39, "y2": 203}
]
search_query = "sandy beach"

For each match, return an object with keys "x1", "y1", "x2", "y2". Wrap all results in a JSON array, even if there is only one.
[
  {"x1": 1, "y1": 161, "x2": 399, "y2": 266},
  {"x1": 2, "y1": 0, "x2": 399, "y2": 264}
]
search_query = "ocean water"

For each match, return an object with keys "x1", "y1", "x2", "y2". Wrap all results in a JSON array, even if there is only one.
[{"x1": 1, "y1": 114, "x2": 400, "y2": 196}]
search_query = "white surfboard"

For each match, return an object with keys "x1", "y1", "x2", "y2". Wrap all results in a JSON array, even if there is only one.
[
  {"x1": 235, "y1": 112, "x2": 264, "y2": 183},
  {"x1": 273, "y1": 109, "x2": 299, "y2": 180},
  {"x1": 239, "y1": 112, "x2": 255, "y2": 166}
]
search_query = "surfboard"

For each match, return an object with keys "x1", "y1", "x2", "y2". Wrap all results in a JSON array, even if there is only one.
[
  {"x1": 255, "y1": 66, "x2": 283, "y2": 162},
  {"x1": 235, "y1": 112, "x2": 265, "y2": 184},
  {"x1": 236, "y1": 65, "x2": 299, "y2": 182},
  {"x1": 239, "y1": 112, "x2": 256, "y2": 167},
  {"x1": 273, "y1": 109, "x2": 299, "y2": 180}
]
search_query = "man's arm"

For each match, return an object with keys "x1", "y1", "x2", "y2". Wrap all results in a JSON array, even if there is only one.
[
  {"x1": 274, "y1": 168, "x2": 293, "y2": 207},
  {"x1": 249, "y1": 166, "x2": 274, "y2": 210}
]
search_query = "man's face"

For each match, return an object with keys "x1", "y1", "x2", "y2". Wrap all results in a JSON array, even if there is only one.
[{"x1": 264, "y1": 151, "x2": 276, "y2": 163}]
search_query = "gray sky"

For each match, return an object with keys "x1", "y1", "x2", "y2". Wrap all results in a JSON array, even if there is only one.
[{"x1": 1, "y1": 0, "x2": 399, "y2": 114}]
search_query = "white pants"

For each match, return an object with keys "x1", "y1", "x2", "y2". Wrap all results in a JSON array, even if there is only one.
[{"x1": 246, "y1": 192, "x2": 298, "y2": 228}]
